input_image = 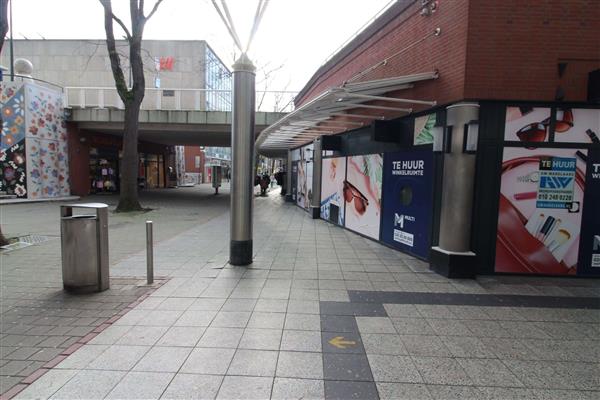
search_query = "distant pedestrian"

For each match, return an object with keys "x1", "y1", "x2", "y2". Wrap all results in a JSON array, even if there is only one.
[{"x1": 259, "y1": 173, "x2": 270, "y2": 196}]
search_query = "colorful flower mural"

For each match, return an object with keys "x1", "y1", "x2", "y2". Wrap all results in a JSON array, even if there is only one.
[
  {"x1": 1, "y1": 82, "x2": 69, "y2": 199},
  {"x1": 1, "y1": 84, "x2": 27, "y2": 197},
  {"x1": 25, "y1": 84, "x2": 70, "y2": 198}
]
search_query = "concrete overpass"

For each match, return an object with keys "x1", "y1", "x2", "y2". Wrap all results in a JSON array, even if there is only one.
[{"x1": 69, "y1": 108, "x2": 287, "y2": 148}]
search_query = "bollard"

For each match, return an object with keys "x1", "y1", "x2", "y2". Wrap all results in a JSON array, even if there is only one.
[{"x1": 146, "y1": 220, "x2": 154, "y2": 284}]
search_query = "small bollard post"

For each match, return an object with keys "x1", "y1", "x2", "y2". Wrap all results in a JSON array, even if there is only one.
[{"x1": 146, "y1": 220, "x2": 154, "y2": 284}]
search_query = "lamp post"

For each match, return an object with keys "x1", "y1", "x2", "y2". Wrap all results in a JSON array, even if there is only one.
[{"x1": 229, "y1": 53, "x2": 256, "y2": 265}]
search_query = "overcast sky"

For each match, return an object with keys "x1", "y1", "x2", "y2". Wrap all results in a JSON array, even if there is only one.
[{"x1": 8, "y1": 0, "x2": 392, "y2": 92}]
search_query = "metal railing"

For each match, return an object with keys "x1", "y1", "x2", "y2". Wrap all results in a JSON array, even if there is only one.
[{"x1": 63, "y1": 87, "x2": 296, "y2": 113}]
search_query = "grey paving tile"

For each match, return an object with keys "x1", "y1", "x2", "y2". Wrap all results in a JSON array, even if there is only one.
[
  {"x1": 367, "y1": 354, "x2": 422, "y2": 383},
  {"x1": 457, "y1": 358, "x2": 524, "y2": 387},
  {"x1": 175, "y1": 310, "x2": 218, "y2": 327},
  {"x1": 399, "y1": 335, "x2": 451, "y2": 357},
  {"x1": 161, "y1": 373, "x2": 223, "y2": 399},
  {"x1": 391, "y1": 317, "x2": 435, "y2": 335},
  {"x1": 137, "y1": 310, "x2": 184, "y2": 327},
  {"x1": 157, "y1": 326, "x2": 206, "y2": 347},
  {"x1": 188, "y1": 298, "x2": 226, "y2": 311},
  {"x1": 157, "y1": 297, "x2": 196, "y2": 311},
  {"x1": 383, "y1": 304, "x2": 421, "y2": 318},
  {"x1": 133, "y1": 346, "x2": 193, "y2": 373},
  {"x1": 196, "y1": 327, "x2": 244, "y2": 348},
  {"x1": 106, "y1": 371, "x2": 174, "y2": 400},
  {"x1": 253, "y1": 299, "x2": 288, "y2": 313},
  {"x1": 276, "y1": 351, "x2": 323, "y2": 379},
  {"x1": 323, "y1": 353, "x2": 373, "y2": 382},
  {"x1": 324, "y1": 380, "x2": 379, "y2": 400},
  {"x1": 462, "y1": 320, "x2": 512, "y2": 338},
  {"x1": 287, "y1": 300, "x2": 319, "y2": 314},
  {"x1": 210, "y1": 311, "x2": 251, "y2": 328},
  {"x1": 479, "y1": 337, "x2": 540, "y2": 360},
  {"x1": 284, "y1": 313, "x2": 321, "y2": 331},
  {"x1": 13, "y1": 369, "x2": 78, "y2": 400},
  {"x1": 356, "y1": 317, "x2": 396, "y2": 334},
  {"x1": 362, "y1": 333, "x2": 408, "y2": 355},
  {"x1": 116, "y1": 325, "x2": 169, "y2": 346},
  {"x1": 320, "y1": 315, "x2": 358, "y2": 333},
  {"x1": 271, "y1": 377, "x2": 324, "y2": 400},
  {"x1": 425, "y1": 318, "x2": 473, "y2": 336},
  {"x1": 86, "y1": 344, "x2": 150, "y2": 371},
  {"x1": 412, "y1": 356, "x2": 472, "y2": 385},
  {"x1": 440, "y1": 336, "x2": 497, "y2": 358},
  {"x1": 5, "y1": 347, "x2": 39, "y2": 360},
  {"x1": 238, "y1": 328, "x2": 282, "y2": 351},
  {"x1": 247, "y1": 312, "x2": 286, "y2": 329},
  {"x1": 52, "y1": 370, "x2": 125, "y2": 400},
  {"x1": 216, "y1": 376, "x2": 273, "y2": 400},
  {"x1": 56, "y1": 344, "x2": 109, "y2": 369},
  {"x1": 221, "y1": 298, "x2": 257, "y2": 312},
  {"x1": 226, "y1": 349, "x2": 278, "y2": 377},
  {"x1": 322, "y1": 331, "x2": 365, "y2": 354},
  {"x1": 476, "y1": 386, "x2": 541, "y2": 399},
  {"x1": 180, "y1": 348, "x2": 235, "y2": 375},
  {"x1": 426, "y1": 384, "x2": 482, "y2": 399},
  {"x1": 280, "y1": 330, "x2": 322, "y2": 352},
  {"x1": 376, "y1": 382, "x2": 431, "y2": 400},
  {"x1": 530, "y1": 388, "x2": 600, "y2": 400}
]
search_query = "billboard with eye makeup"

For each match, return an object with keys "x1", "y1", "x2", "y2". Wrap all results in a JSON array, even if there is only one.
[
  {"x1": 344, "y1": 154, "x2": 383, "y2": 240},
  {"x1": 320, "y1": 157, "x2": 347, "y2": 226}
]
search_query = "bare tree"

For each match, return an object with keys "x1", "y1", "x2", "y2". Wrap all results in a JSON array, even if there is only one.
[
  {"x1": 0, "y1": 0, "x2": 9, "y2": 246},
  {"x1": 99, "y1": 0, "x2": 164, "y2": 212}
]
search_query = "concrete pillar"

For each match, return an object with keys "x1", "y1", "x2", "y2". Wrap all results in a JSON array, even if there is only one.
[
  {"x1": 310, "y1": 138, "x2": 323, "y2": 218},
  {"x1": 430, "y1": 102, "x2": 479, "y2": 278},
  {"x1": 229, "y1": 54, "x2": 256, "y2": 266}
]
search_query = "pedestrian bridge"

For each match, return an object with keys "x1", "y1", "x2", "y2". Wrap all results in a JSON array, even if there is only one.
[{"x1": 65, "y1": 87, "x2": 292, "y2": 147}]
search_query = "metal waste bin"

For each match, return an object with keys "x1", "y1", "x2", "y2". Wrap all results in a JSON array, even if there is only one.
[{"x1": 60, "y1": 203, "x2": 109, "y2": 293}]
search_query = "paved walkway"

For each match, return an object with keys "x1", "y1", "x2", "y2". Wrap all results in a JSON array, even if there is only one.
[
  {"x1": 5, "y1": 188, "x2": 600, "y2": 399},
  {"x1": 0, "y1": 185, "x2": 230, "y2": 396}
]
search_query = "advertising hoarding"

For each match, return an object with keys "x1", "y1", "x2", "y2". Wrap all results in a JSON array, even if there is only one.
[
  {"x1": 344, "y1": 154, "x2": 383, "y2": 240},
  {"x1": 380, "y1": 150, "x2": 434, "y2": 259},
  {"x1": 495, "y1": 147, "x2": 587, "y2": 275},
  {"x1": 320, "y1": 157, "x2": 347, "y2": 225}
]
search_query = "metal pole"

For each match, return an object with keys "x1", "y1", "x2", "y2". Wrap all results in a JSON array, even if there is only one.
[
  {"x1": 229, "y1": 53, "x2": 256, "y2": 266},
  {"x1": 9, "y1": 0, "x2": 14, "y2": 81},
  {"x1": 146, "y1": 221, "x2": 154, "y2": 284}
]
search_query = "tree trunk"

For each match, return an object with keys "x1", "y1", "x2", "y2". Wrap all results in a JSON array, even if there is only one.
[{"x1": 116, "y1": 98, "x2": 143, "y2": 212}]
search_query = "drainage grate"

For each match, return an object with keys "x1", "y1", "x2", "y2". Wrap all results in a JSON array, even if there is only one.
[
  {"x1": 1, "y1": 235, "x2": 57, "y2": 252},
  {"x1": 19, "y1": 234, "x2": 56, "y2": 245}
]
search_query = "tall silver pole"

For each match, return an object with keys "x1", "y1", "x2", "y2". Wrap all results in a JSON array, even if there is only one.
[
  {"x1": 230, "y1": 53, "x2": 256, "y2": 265},
  {"x1": 9, "y1": 0, "x2": 14, "y2": 81},
  {"x1": 146, "y1": 221, "x2": 154, "y2": 284}
]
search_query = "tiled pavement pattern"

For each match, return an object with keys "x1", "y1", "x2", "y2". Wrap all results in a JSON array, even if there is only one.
[
  {"x1": 1, "y1": 186, "x2": 229, "y2": 396},
  {"x1": 0, "y1": 277, "x2": 165, "y2": 396},
  {"x1": 7, "y1": 189, "x2": 600, "y2": 399}
]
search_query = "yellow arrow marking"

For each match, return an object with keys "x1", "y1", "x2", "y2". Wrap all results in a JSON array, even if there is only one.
[{"x1": 328, "y1": 336, "x2": 357, "y2": 349}]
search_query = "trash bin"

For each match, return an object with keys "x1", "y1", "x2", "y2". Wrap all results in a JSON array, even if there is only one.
[{"x1": 60, "y1": 203, "x2": 109, "y2": 293}]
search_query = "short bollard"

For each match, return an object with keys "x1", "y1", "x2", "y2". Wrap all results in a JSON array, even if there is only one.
[{"x1": 146, "y1": 220, "x2": 154, "y2": 284}]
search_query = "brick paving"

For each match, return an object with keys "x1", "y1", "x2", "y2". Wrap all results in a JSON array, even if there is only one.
[{"x1": 4, "y1": 187, "x2": 600, "y2": 399}]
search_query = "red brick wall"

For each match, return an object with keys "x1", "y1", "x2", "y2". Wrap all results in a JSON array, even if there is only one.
[
  {"x1": 184, "y1": 146, "x2": 204, "y2": 173},
  {"x1": 296, "y1": 0, "x2": 470, "y2": 111},
  {"x1": 464, "y1": 0, "x2": 600, "y2": 102},
  {"x1": 296, "y1": 0, "x2": 599, "y2": 109},
  {"x1": 66, "y1": 123, "x2": 91, "y2": 196}
]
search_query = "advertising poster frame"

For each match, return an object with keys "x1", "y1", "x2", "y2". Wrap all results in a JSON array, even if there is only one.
[
  {"x1": 380, "y1": 150, "x2": 434, "y2": 260},
  {"x1": 344, "y1": 153, "x2": 383, "y2": 240},
  {"x1": 320, "y1": 156, "x2": 347, "y2": 226}
]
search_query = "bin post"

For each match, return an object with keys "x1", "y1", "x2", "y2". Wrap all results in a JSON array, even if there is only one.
[
  {"x1": 60, "y1": 203, "x2": 109, "y2": 293},
  {"x1": 146, "y1": 221, "x2": 154, "y2": 284}
]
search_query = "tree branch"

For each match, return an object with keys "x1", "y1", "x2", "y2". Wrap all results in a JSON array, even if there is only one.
[
  {"x1": 111, "y1": 13, "x2": 132, "y2": 40},
  {"x1": 99, "y1": 0, "x2": 131, "y2": 103},
  {"x1": 146, "y1": 0, "x2": 165, "y2": 20}
]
